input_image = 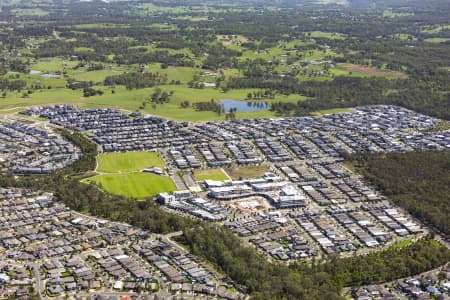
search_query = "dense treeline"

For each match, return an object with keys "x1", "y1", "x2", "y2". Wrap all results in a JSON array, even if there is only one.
[
  {"x1": 350, "y1": 150, "x2": 450, "y2": 235},
  {"x1": 0, "y1": 77, "x2": 27, "y2": 92},
  {"x1": 56, "y1": 129, "x2": 97, "y2": 175},
  {"x1": 314, "y1": 239, "x2": 450, "y2": 286},
  {"x1": 181, "y1": 224, "x2": 450, "y2": 299},
  {"x1": 269, "y1": 76, "x2": 450, "y2": 120},
  {"x1": 181, "y1": 225, "x2": 342, "y2": 300},
  {"x1": 193, "y1": 100, "x2": 224, "y2": 114}
]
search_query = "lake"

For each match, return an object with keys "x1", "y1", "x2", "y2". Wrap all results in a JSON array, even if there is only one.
[{"x1": 220, "y1": 99, "x2": 269, "y2": 112}]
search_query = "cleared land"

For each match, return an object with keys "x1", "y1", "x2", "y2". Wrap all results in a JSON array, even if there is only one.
[
  {"x1": 421, "y1": 24, "x2": 450, "y2": 34},
  {"x1": 217, "y1": 34, "x2": 249, "y2": 47},
  {"x1": 222, "y1": 196, "x2": 272, "y2": 213},
  {"x1": 336, "y1": 63, "x2": 406, "y2": 78},
  {"x1": 306, "y1": 31, "x2": 346, "y2": 40},
  {"x1": 193, "y1": 168, "x2": 229, "y2": 181},
  {"x1": 225, "y1": 165, "x2": 270, "y2": 180},
  {"x1": 96, "y1": 151, "x2": 165, "y2": 173},
  {"x1": 86, "y1": 173, "x2": 176, "y2": 199}
]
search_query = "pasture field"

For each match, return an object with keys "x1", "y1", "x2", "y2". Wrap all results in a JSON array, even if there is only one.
[
  {"x1": 193, "y1": 168, "x2": 230, "y2": 181},
  {"x1": 1, "y1": 85, "x2": 298, "y2": 122},
  {"x1": 96, "y1": 151, "x2": 165, "y2": 173},
  {"x1": 333, "y1": 63, "x2": 406, "y2": 79},
  {"x1": 31, "y1": 57, "x2": 79, "y2": 72},
  {"x1": 86, "y1": 172, "x2": 176, "y2": 199},
  {"x1": 74, "y1": 47, "x2": 95, "y2": 53},
  {"x1": 225, "y1": 165, "x2": 270, "y2": 180},
  {"x1": 421, "y1": 24, "x2": 450, "y2": 34},
  {"x1": 145, "y1": 64, "x2": 198, "y2": 83},
  {"x1": 424, "y1": 38, "x2": 450, "y2": 43},
  {"x1": 305, "y1": 31, "x2": 347, "y2": 40},
  {"x1": 1, "y1": 57, "x2": 308, "y2": 122},
  {"x1": 217, "y1": 34, "x2": 249, "y2": 47}
]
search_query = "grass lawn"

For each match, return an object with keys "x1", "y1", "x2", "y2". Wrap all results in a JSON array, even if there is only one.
[
  {"x1": 225, "y1": 165, "x2": 270, "y2": 180},
  {"x1": 391, "y1": 238, "x2": 413, "y2": 249},
  {"x1": 193, "y1": 168, "x2": 229, "y2": 181},
  {"x1": 31, "y1": 57, "x2": 79, "y2": 73},
  {"x1": 74, "y1": 47, "x2": 95, "y2": 53},
  {"x1": 0, "y1": 81, "x2": 306, "y2": 122},
  {"x1": 85, "y1": 172, "x2": 176, "y2": 199},
  {"x1": 424, "y1": 37, "x2": 450, "y2": 43},
  {"x1": 145, "y1": 64, "x2": 198, "y2": 83},
  {"x1": 84, "y1": 151, "x2": 173, "y2": 199},
  {"x1": 0, "y1": 107, "x2": 27, "y2": 115},
  {"x1": 96, "y1": 151, "x2": 165, "y2": 173},
  {"x1": 311, "y1": 107, "x2": 355, "y2": 115}
]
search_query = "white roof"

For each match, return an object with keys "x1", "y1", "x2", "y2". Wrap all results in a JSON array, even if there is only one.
[
  {"x1": 71, "y1": 217, "x2": 83, "y2": 224},
  {"x1": 115, "y1": 254, "x2": 129, "y2": 260}
]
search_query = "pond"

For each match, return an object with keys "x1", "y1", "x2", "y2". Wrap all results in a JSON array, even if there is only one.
[
  {"x1": 29, "y1": 70, "x2": 42, "y2": 75},
  {"x1": 41, "y1": 73, "x2": 60, "y2": 78},
  {"x1": 220, "y1": 99, "x2": 269, "y2": 112}
]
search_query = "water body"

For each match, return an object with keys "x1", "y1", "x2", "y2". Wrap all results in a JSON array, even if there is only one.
[
  {"x1": 220, "y1": 99, "x2": 269, "y2": 112},
  {"x1": 41, "y1": 73, "x2": 60, "y2": 78},
  {"x1": 30, "y1": 70, "x2": 60, "y2": 78}
]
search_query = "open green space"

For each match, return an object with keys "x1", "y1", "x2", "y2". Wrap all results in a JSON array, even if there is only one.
[
  {"x1": 193, "y1": 168, "x2": 229, "y2": 181},
  {"x1": 391, "y1": 238, "x2": 414, "y2": 249},
  {"x1": 31, "y1": 58, "x2": 79, "y2": 73},
  {"x1": 305, "y1": 31, "x2": 347, "y2": 40},
  {"x1": 12, "y1": 8, "x2": 50, "y2": 16},
  {"x1": 82, "y1": 150, "x2": 173, "y2": 199},
  {"x1": 311, "y1": 107, "x2": 355, "y2": 115},
  {"x1": 225, "y1": 165, "x2": 270, "y2": 180},
  {"x1": 421, "y1": 24, "x2": 450, "y2": 34},
  {"x1": 74, "y1": 47, "x2": 95, "y2": 53},
  {"x1": 145, "y1": 64, "x2": 198, "y2": 83},
  {"x1": 0, "y1": 83, "x2": 305, "y2": 122},
  {"x1": 85, "y1": 172, "x2": 176, "y2": 199},
  {"x1": 332, "y1": 63, "x2": 406, "y2": 79},
  {"x1": 96, "y1": 151, "x2": 165, "y2": 173}
]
